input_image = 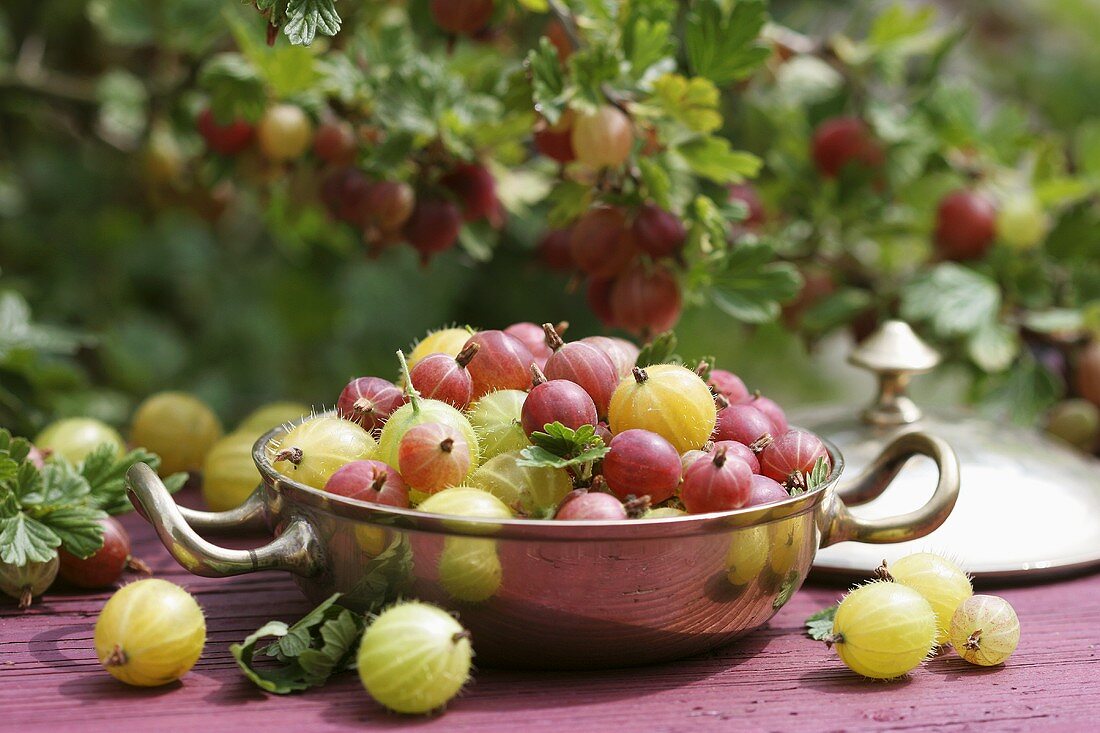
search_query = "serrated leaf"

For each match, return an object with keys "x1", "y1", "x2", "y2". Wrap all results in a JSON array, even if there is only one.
[
  {"x1": 517, "y1": 444, "x2": 610, "y2": 471},
  {"x1": 284, "y1": 0, "x2": 341, "y2": 46},
  {"x1": 0, "y1": 513, "x2": 60, "y2": 565},
  {"x1": 709, "y1": 243, "x2": 802, "y2": 324},
  {"x1": 805, "y1": 604, "x2": 838, "y2": 640},
  {"x1": 651, "y1": 74, "x2": 722, "y2": 134},
  {"x1": 635, "y1": 331, "x2": 678, "y2": 368},
  {"x1": 517, "y1": 422, "x2": 609, "y2": 470},
  {"x1": 528, "y1": 38, "x2": 570, "y2": 125},
  {"x1": 677, "y1": 137, "x2": 761, "y2": 184},
  {"x1": 34, "y1": 505, "x2": 107, "y2": 559},
  {"x1": 797, "y1": 456, "x2": 830, "y2": 495},
  {"x1": 685, "y1": 0, "x2": 770, "y2": 86},
  {"x1": 900, "y1": 264, "x2": 1001, "y2": 338},
  {"x1": 24, "y1": 462, "x2": 91, "y2": 508},
  {"x1": 625, "y1": 18, "x2": 674, "y2": 77}
]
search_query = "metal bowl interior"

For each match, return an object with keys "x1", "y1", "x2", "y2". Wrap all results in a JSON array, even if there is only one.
[{"x1": 248, "y1": 422, "x2": 843, "y2": 669}]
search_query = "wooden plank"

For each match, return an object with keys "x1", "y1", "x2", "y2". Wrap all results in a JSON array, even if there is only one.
[{"x1": 2, "y1": 496, "x2": 1098, "y2": 732}]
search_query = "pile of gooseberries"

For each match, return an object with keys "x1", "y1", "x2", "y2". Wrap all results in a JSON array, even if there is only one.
[
  {"x1": 821, "y1": 552, "x2": 1020, "y2": 680},
  {"x1": 259, "y1": 321, "x2": 831, "y2": 522}
]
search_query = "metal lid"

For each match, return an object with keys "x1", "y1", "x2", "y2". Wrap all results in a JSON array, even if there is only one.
[{"x1": 802, "y1": 321, "x2": 1100, "y2": 582}]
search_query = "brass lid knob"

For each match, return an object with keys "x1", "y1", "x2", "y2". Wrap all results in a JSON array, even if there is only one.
[{"x1": 849, "y1": 321, "x2": 940, "y2": 426}]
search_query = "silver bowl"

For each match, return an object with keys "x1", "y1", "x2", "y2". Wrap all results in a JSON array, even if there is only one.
[{"x1": 127, "y1": 424, "x2": 958, "y2": 669}]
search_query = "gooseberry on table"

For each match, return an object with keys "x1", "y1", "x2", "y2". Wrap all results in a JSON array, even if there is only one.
[
  {"x1": 357, "y1": 601, "x2": 473, "y2": 714},
  {"x1": 885, "y1": 553, "x2": 973, "y2": 646},
  {"x1": 398, "y1": 422, "x2": 473, "y2": 494},
  {"x1": 949, "y1": 595, "x2": 1020, "y2": 667},
  {"x1": 58, "y1": 516, "x2": 149, "y2": 589},
  {"x1": 826, "y1": 581, "x2": 937, "y2": 680},
  {"x1": 238, "y1": 401, "x2": 310, "y2": 436},
  {"x1": 130, "y1": 391, "x2": 223, "y2": 475},
  {"x1": 35, "y1": 417, "x2": 125, "y2": 464},
  {"x1": 608, "y1": 364, "x2": 717, "y2": 454},
  {"x1": 324, "y1": 460, "x2": 410, "y2": 508},
  {"x1": 1, "y1": 555, "x2": 59, "y2": 609},
  {"x1": 601, "y1": 429, "x2": 681, "y2": 504},
  {"x1": 94, "y1": 578, "x2": 206, "y2": 687},
  {"x1": 271, "y1": 415, "x2": 377, "y2": 489},
  {"x1": 202, "y1": 431, "x2": 261, "y2": 511}
]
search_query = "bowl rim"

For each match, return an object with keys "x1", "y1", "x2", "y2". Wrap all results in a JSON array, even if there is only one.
[{"x1": 252, "y1": 417, "x2": 843, "y2": 540}]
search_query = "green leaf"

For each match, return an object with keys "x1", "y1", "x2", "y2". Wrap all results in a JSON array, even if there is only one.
[
  {"x1": 805, "y1": 604, "x2": 838, "y2": 641},
  {"x1": 545, "y1": 180, "x2": 594, "y2": 227},
  {"x1": 708, "y1": 243, "x2": 802, "y2": 324},
  {"x1": 283, "y1": 0, "x2": 341, "y2": 46},
  {"x1": 637, "y1": 157, "x2": 672, "y2": 210},
  {"x1": 35, "y1": 505, "x2": 107, "y2": 559},
  {"x1": 0, "y1": 513, "x2": 60, "y2": 565},
  {"x1": 568, "y1": 44, "x2": 622, "y2": 110},
  {"x1": 900, "y1": 264, "x2": 1001, "y2": 338},
  {"x1": 635, "y1": 331, "x2": 678, "y2": 368},
  {"x1": 967, "y1": 321, "x2": 1018, "y2": 373},
  {"x1": 677, "y1": 137, "x2": 762, "y2": 185},
  {"x1": 527, "y1": 38, "x2": 570, "y2": 125},
  {"x1": 517, "y1": 423, "x2": 609, "y2": 471},
  {"x1": 625, "y1": 18, "x2": 674, "y2": 77},
  {"x1": 685, "y1": 0, "x2": 770, "y2": 86},
  {"x1": 800, "y1": 289, "x2": 873, "y2": 335},
  {"x1": 1076, "y1": 120, "x2": 1100, "y2": 178},
  {"x1": 974, "y1": 355, "x2": 1061, "y2": 426},
  {"x1": 228, "y1": 10, "x2": 320, "y2": 98},
  {"x1": 198, "y1": 54, "x2": 267, "y2": 124},
  {"x1": 795, "y1": 456, "x2": 830, "y2": 496},
  {"x1": 24, "y1": 462, "x2": 91, "y2": 508},
  {"x1": 651, "y1": 74, "x2": 722, "y2": 134}
]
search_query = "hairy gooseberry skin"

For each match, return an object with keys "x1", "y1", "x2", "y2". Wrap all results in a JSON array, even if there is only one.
[
  {"x1": 272, "y1": 416, "x2": 377, "y2": 489},
  {"x1": 831, "y1": 581, "x2": 937, "y2": 680},
  {"x1": 711, "y1": 439, "x2": 761, "y2": 474},
  {"x1": 570, "y1": 207, "x2": 634, "y2": 278},
  {"x1": 201, "y1": 431, "x2": 261, "y2": 511},
  {"x1": 337, "y1": 376, "x2": 406, "y2": 432},
  {"x1": 408, "y1": 327, "x2": 476, "y2": 370},
  {"x1": 543, "y1": 328, "x2": 620, "y2": 419},
  {"x1": 609, "y1": 365, "x2": 717, "y2": 454},
  {"x1": 759, "y1": 429, "x2": 831, "y2": 487},
  {"x1": 555, "y1": 490, "x2": 627, "y2": 521},
  {"x1": 357, "y1": 602, "x2": 472, "y2": 714},
  {"x1": 467, "y1": 389, "x2": 529, "y2": 460},
  {"x1": 376, "y1": 399, "x2": 480, "y2": 472},
  {"x1": 521, "y1": 379, "x2": 598, "y2": 437},
  {"x1": 257, "y1": 104, "x2": 313, "y2": 162},
  {"x1": 631, "y1": 204, "x2": 685, "y2": 257},
  {"x1": 131, "y1": 392, "x2": 224, "y2": 475},
  {"x1": 463, "y1": 330, "x2": 535, "y2": 398},
  {"x1": 950, "y1": 595, "x2": 1020, "y2": 667},
  {"x1": 409, "y1": 347, "x2": 477, "y2": 410},
  {"x1": 58, "y1": 516, "x2": 137, "y2": 589},
  {"x1": 398, "y1": 422, "x2": 472, "y2": 494},
  {"x1": 196, "y1": 108, "x2": 254, "y2": 156},
  {"x1": 505, "y1": 322, "x2": 555, "y2": 369},
  {"x1": 748, "y1": 395, "x2": 789, "y2": 434},
  {"x1": 680, "y1": 449, "x2": 753, "y2": 513},
  {"x1": 405, "y1": 198, "x2": 463, "y2": 263},
  {"x1": 609, "y1": 262, "x2": 682, "y2": 335},
  {"x1": 580, "y1": 336, "x2": 639, "y2": 380},
  {"x1": 707, "y1": 369, "x2": 750, "y2": 403},
  {"x1": 571, "y1": 105, "x2": 634, "y2": 169},
  {"x1": 36, "y1": 418, "x2": 126, "y2": 464},
  {"x1": 602, "y1": 429, "x2": 681, "y2": 503},
  {"x1": 933, "y1": 189, "x2": 997, "y2": 261},
  {"x1": 713, "y1": 403, "x2": 775, "y2": 447},
  {"x1": 889, "y1": 553, "x2": 973, "y2": 645},
  {"x1": 430, "y1": 0, "x2": 494, "y2": 35},
  {"x1": 95, "y1": 579, "x2": 206, "y2": 687},
  {"x1": 0, "y1": 555, "x2": 58, "y2": 609},
  {"x1": 468, "y1": 450, "x2": 573, "y2": 517},
  {"x1": 323, "y1": 460, "x2": 409, "y2": 508},
  {"x1": 745, "y1": 474, "x2": 788, "y2": 507},
  {"x1": 811, "y1": 116, "x2": 883, "y2": 178}
]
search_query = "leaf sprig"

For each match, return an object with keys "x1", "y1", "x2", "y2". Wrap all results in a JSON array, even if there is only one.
[{"x1": 517, "y1": 422, "x2": 610, "y2": 477}]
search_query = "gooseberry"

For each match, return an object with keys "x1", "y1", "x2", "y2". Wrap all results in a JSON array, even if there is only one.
[
  {"x1": 324, "y1": 460, "x2": 410, "y2": 508},
  {"x1": 59, "y1": 517, "x2": 148, "y2": 589},
  {"x1": 1045, "y1": 398, "x2": 1100, "y2": 451},
  {"x1": 997, "y1": 193, "x2": 1048, "y2": 250},
  {"x1": 336, "y1": 376, "x2": 406, "y2": 432},
  {"x1": 609, "y1": 262, "x2": 682, "y2": 335},
  {"x1": 417, "y1": 487, "x2": 513, "y2": 525},
  {"x1": 505, "y1": 321, "x2": 564, "y2": 370},
  {"x1": 747, "y1": 395, "x2": 789, "y2": 434},
  {"x1": 586, "y1": 277, "x2": 618, "y2": 327},
  {"x1": 580, "y1": 336, "x2": 639, "y2": 380},
  {"x1": 357, "y1": 602, "x2": 472, "y2": 714},
  {"x1": 711, "y1": 439, "x2": 761, "y2": 474},
  {"x1": 707, "y1": 369, "x2": 750, "y2": 403},
  {"x1": 933, "y1": 189, "x2": 997, "y2": 261},
  {"x1": 430, "y1": 0, "x2": 494, "y2": 35},
  {"x1": 608, "y1": 365, "x2": 717, "y2": 454},
  {"x1": 35, "y1": 417, "x2": 125, "y2": 464},
  {"x1": 321, "y1": 167, "x2": 372, "y2": 225},
  {"x1": 94, "y1": 578, "x2": 206, "y2": 687},
  {"x1": 238, "y1": 401, "x2": 310, "y2": 436},
  {"x1": 468, "y1": 450, "x2": 572, "y2": 517},
  {"x1": 409, "y1": 343, "x2": 479, "y2": 410},
  {"x1": 462, "y1": 330, "x2": 535, "y2": 398},
  {"x1": 441, "y1": 162, "x2": 500, "y2": 224},
  {"x1": 408, "y1": 327, "x2": 476, "y2": 371},
  {"x1": 438, "y1": 537, "x2": 501, "y2": 603},
  {"x1": 521, "y1": 365, "x2": 599, "y2": 436},
  {"x1": 828, "y1": 581, "x2": 937, "y2": 680},
  {"x1": 467, "y1": 389, "x2": 529, "y2": 460},
  {"x1": 601, "y1": 429, "x2": 681, "y2": 503},
  {"x1": 571, "y1": 104, "x2": 634, "y2": 169},
  {"x1": 759, "y1": 429, "x2": 830, "y2": 489},
  {"x1": 645, "y1": 507, "x2": 688, "y2": 519},
  {"x1": 398, "y1": 423, "x2": 472, "y2": 494},
  {"x1": 631, "y1": 204, "x2": 685, "y2": 257},
  {"x1": 375, "y1": 397, "x2": 480, "y2": 473},
  {"x1": 570, "y1": 206, "x2": 634, "y2": 278},
  {"x1": 713, "y1": 400, "x2": 775, "y2": 449},
  {"x1": 196, "y1": 108, "x2": 254, "y2": 156},
  {"x1": 257, "y1": 104, "x2": 313, "y2": 162},
  {"x1": 542, "y1": 323, "x2": 619, "y2": 418},
  {"x1": 885, "y1": 553, "x2": 973, "y2": 646},
  {"x1": 949, "y1": 595, "x2": 1020, "y2": 667},
  {"x1": 271, "y1": 415, "x2": 377, "y2": 489},
  {"x1": 0, "y1": 555, "x2": 58, "y2": 609},
  {"x1": 680, "y1": 446, "x2": 753, "y2": 513},
  {"x1": 404, "y1": 198, "x2": 463, "y2": 264},
  {"x1": 554, "y1": 489, "x2": 628, "y2": 521},
  {"x1": 811, "y1": 116, "x2": 884, "y2": 178},
  {"x1": 201, "y1": 431, "x2": 261, "y2": 511},
  {"x1": 130, "y1": 391, "x2": 223, "y2": 475},
  {"x1": 533, "y1": 111, "x2": 576, "y2": 163},
  {"x1": 364, "y1": 180, "x2": 416, "y2": 235},
  {"x1": 745, "y1": 474, "x2": 788, "y2": 507},
  {"x1": 312, "y1": 119, "x2": 357, "y2": 166},
  {"x1": 536, "y1": 228, "x2": 575, "y2": 271}
]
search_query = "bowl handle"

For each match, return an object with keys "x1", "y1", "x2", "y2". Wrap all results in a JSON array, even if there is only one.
[
  {"x1": 126, "y1": 463, "x2": 323, "y2": 578},
  {"x1": 819, "y1": 431, "x2": 959, "y2": 547}
]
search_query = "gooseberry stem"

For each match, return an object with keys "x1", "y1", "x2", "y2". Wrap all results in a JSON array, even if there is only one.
[
  {"x1": 964, "y1": 629, "x2": 982, "y2": 650},
  {"x1": 455, "y1": 342, "x2": 479, "y2": 368},
  {"x1": 632, "y1": 366, "x2": 648, "y2": 383},
  {"x1": 542, "y1": 322, "x2": 565, "y2": 352},
  {"x1": 396, "y1": 350, "x2": 422, "y2": 414}
]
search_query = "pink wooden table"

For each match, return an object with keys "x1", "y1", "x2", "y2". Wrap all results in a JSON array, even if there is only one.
[{"x1": 3, "y1": 494, "x2": 1099, "y2": 732}]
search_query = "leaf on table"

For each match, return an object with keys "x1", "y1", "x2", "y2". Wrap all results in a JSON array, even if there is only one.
[{"x1": 805, "y1": 604, "x2": 839, "y2": 640}]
